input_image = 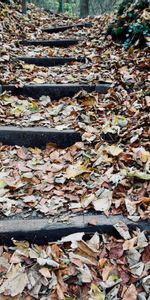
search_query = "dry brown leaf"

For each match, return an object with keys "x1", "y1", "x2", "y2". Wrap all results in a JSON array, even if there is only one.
[
  {"x1": 123, "y1": 284, "x2": 138, "y2": 300},
  {"x1": 0, "y1": 266, "x2": 28, "y2": 297},
  {"x1": 39, "y1": 267, "x2": 51, "y2": 278}
]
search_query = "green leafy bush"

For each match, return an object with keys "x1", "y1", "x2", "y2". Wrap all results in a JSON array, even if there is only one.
[{"x1": 107, "y1": 0, "x2": 150, "y2": 48}]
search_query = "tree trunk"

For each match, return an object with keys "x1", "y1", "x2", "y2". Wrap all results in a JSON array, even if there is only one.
[
  {"x1": 22, "y1": 0, "x2": 27, "y2": 14},
  {"x1": 80, "y1": 0, "x2": 89, "y2": 18},
  {"x1": 58, "y1": 0, "x2": 64, "y2": 13}
]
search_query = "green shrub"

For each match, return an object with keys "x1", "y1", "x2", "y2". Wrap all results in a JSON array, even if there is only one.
[{"x1": 107, "y1": 0, "x2": 150, "y2": 48}]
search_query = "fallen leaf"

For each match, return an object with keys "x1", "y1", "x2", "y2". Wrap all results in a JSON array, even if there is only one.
[
  {"x1": 37, "y1": 258, "x2": 59, "y2": 268},
  {"x1": 88, "y1": 232, "x2": 100, "y2": 251},
  {"x1": 61, "y1": 232, "x2": 84, "y2": 248},
  {"x1": 123, "y1": 284, "x2": 138, "y2": 300},
  {"x1": 16, "y1": 148, "x2": 27, "y2": 160},
  {"x1": 123, "y1": 237, "x2": 137, "y2": 251},
  {"x1": 33, "y1": 78, "x2": 45, "y2": 83},
  {"x1": 106, "y1": 145, "x2": 123, "y2": 156},
  {"x1": 142, "y1": 244, "x2": 150, "y2": 263},
  {"x1": 22, "y1": 64, "x2": 35, "y2": 71},
  {"x1": 142, "y1": 275, "x2": 150, "y2": 293},
  {"x1": 75, "y1": 240, "x2": 98, "y2": 266},
  {"x1": 93, "y1": 189, "x2": 112, "y2": 211},
  {"x1": 89, "y1": 283, "x2": 105, "y2": 300},
  {"x1": 0, "y1": 266, "x2": 28, "y2": 297},
  {"x1": 78, "y1": 265, "x2": 92, "y2": 283},
  {"x1": 39, "y1": 267, "x2": 51, "y2": 278},
  {"x1": 65, "y1": 162, "x2": 91, "y2": 179},
  {"x1": 81, "y1": 193, "x2": 96, "y2": 208},
  {"x1": 130, "y1": 262, "x2": 144, "y2": 276},
  {"x1": 126, "y1": 170, "x2": 150, "y2": 181},
  {"x1": 113, "y1": 221, "x2": 131, "y2": 240}
]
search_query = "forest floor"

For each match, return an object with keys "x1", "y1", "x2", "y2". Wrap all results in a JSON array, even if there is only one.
[{"x1": 0, "y1": 2, "x2": 149, "y2": 299}]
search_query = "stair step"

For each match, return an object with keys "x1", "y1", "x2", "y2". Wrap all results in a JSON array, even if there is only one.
[
  {"x1": 0, "y1": 126, "x2": 81, "y2": 148},
  {"x1": 21, "y1": 39, "x2": 78, "y2": 47},
  {"x1": 17, "y1": 56, "x2": 86, "y2": 66},
  {"x1": 42, "y1": 22, "x2": 92, "y2": 33},
  {"x1": 0, "y1": 214, "x2": 149, "y2": 245},
  {"x1": 0, "y1": 83, "x2": 111, "y2": 100}
]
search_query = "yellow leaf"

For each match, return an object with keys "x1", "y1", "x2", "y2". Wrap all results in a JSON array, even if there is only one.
[
  {"x1": 89, "y1": 284, "x2": 105, "y2": 300},
  {"x1": 140, "y1": 151, "x2": 150, "y2": 163},
  {"x1": 14, "y1": 106, "x2": 24, "y2": 117},
  {"x1": 103, "y1": 50, "x2": 112, "y2": 55},
  {"x1": 107, "y1": 275, "x2": 119, "y2": 282},
  {"x1": 113, "y1": 116, "x2": 128, "y2": 127},
  {"x1": 33, "y1": 78, "x2": 45, "y2": 84},
  {"x1": 23, "y1": 15, "x2": 30, "y2": 21},
  {"x1": 13, "y1": 240, "x2": 29, "y2": 248},
  {"x1": 22, "y1": 64, "x2": 35, "y2": 71},
  {"x1": 12, "y1": 240, "x2": 29, "y2": 257},
  {"x1": 0, "y1": 180, "x2": 7, "y2": 189},
  {"x1": 128, "y1": 46, "x2": 134, "y2": 55},
  {"x1": 81, "y1": 194, "x2": 96, "y2": 208},
  {"x1": 65, "y1": 162, "x2": 91, "y2": 179},
  {"x1": 28, "y1": 101, "x2": 39, "y2": 112},
  {"x1": 30, "y1": 147, "x2": 41, "y2": 154},
  {"x1": 141, "y1": 9, "x2": 150, "y2": 21},
  {"x1": 2, "y1": 95, "x2": 16, "y2": 104},
  {"x1": 106, "y1": 145, "x2": 123, "y2": 156}
]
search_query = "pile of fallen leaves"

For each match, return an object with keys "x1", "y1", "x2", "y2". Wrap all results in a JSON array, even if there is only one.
[
  {"x1": 0, "y1": 0, "x2": 149, "y2": 221},
  {"x1": 0, "y1": 1, "x2": 150, "y2": 299},
  {"x1": 0, "y1": 89, "x2": 149, "y2": 221},
  {"x1": 0, "y1": 227, "x2": 150, "y2": 299},
  {"x1": 107, "y1": 0, "x2": 150, "y2": 48},
  {"x1": 0, "y1": 1, "x2": 111, "y2": 85}
]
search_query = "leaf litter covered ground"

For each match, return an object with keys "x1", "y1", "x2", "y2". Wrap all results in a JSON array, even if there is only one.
[
  {"x1": 0, "y1": 88, "x2": 149, "y2": 221},
  {"x1": 0, "y1": 1, "x2": 150, "y2": 298},
  {"x1": 0, "y1": 228, "x2": 150, "y2": 299},
  {"x1": 0, "y1": 2, "x2": 149, "y2": 217}
]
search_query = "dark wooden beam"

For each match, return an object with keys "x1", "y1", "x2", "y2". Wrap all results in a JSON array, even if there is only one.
[
  {"x1": 17, "y1": 56, "x2": 86, "y2": 67},
  {"x1": 0, "y1": 126, "x2": 81, "y2": 149},
  {"x1": 0, "y1": 214, "x2": 149, "y2": 245},
  {"x1": 21, "y1": 39, "x2": 78, "y2": 47},
  {"x1": 42, "y1": 22, "x2": 92, "y2": 33},
  {"x1": 0, "y1": 84, "x2": 111, "y2": 100}
]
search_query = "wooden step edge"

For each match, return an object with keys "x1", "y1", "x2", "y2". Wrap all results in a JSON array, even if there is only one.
[
  {"x1": 42, "y1": 22, "x2": 92, "y2": 33},
  {"x1": 16, "y1": 56, "x2": 86, "y2": 66},
  {"x1": 0, "y1": 83, "x2": 112, "y2": 99},
  {"x1": 21, "y1": 39, "x2": 79, "y2": 47},
  {"x1": 0, "y1": 126, "x2": 81, "y2": 149},
  {"x1": 0, "y1": 214, "x2": 149, "y2": 245}
]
